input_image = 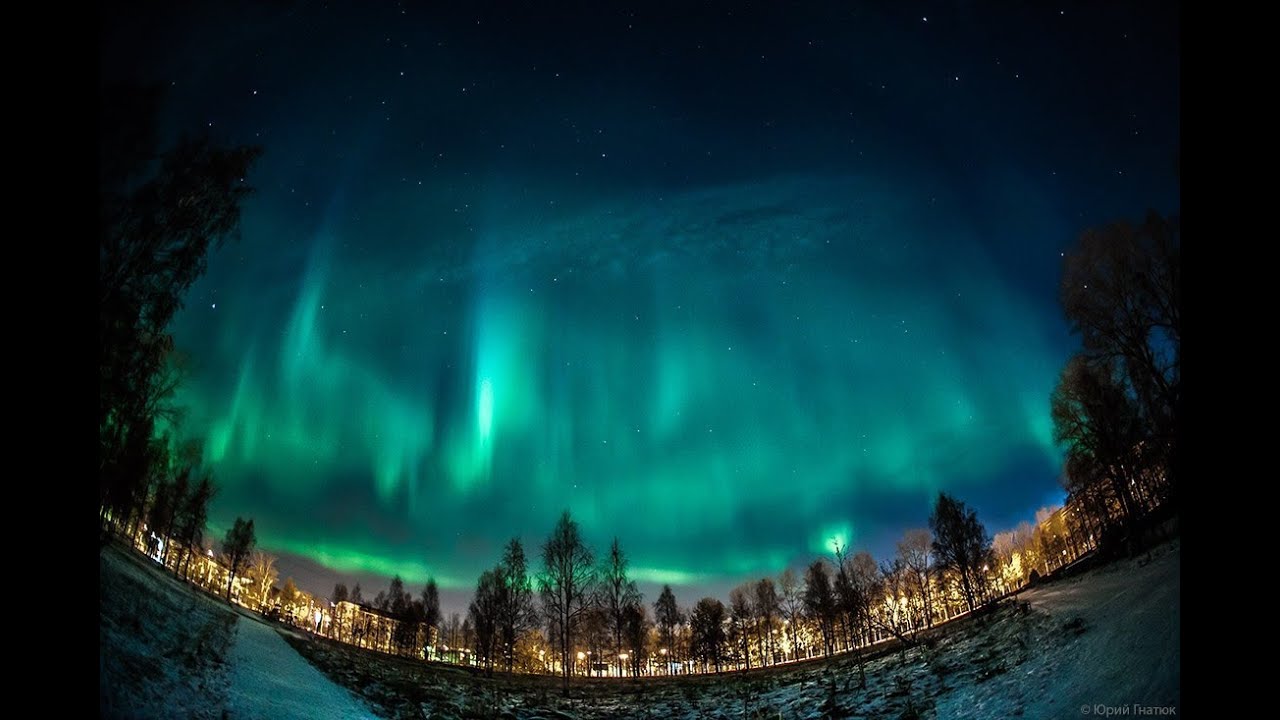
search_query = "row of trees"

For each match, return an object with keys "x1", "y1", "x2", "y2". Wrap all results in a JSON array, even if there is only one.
[
  {"x1": 112, "y1": 468, "x2": 261, "y2": 609},
  {"x1": 454, "y1": 518, "x2": 652, "y2": 688},
  {"x1": 326, "y1": 575, "x2": 443, "y2": 658},
  {"x1": 126, "y1": 475, "x2": 1085, "y2": 693},
  {"x1": 332, "y1": 494, "x2": 1001, "y2": 693},
  {"x1": 991, "y1": 504, "x2": 1094, "y2": 594},
  {"x1": 1051, "y1": 211, "x2": 1180, "y2": 553},
  {"x1": 139, "y1": 439, "x2": 217, "y2": 583},
  {"x1": 99, "y1": 85, "x2": 261, "y2": 545},
  {"x1": 679, "y1": 492, "x2": 994, "y2": 678},
  {"x1": 99, "y1": 83, "x2": 263, "y2": 613}
]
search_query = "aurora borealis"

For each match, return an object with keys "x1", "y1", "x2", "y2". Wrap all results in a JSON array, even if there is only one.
[{"x1": 102, "y1": 2, "x2": 1180, "y2": 607}]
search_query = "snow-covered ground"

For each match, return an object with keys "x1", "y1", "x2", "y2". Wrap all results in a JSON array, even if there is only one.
[
  {"x1": 100, "y1": 544, "x2": 238, "y2": 719},
  {"x1": 288, "y1": 541, "x2": 1179, "y2": 719},
  {"x1": 100, "y1": 544, "x2": 378, "y2": 719},
  {"x1": 224, "y1": 614, "x2": 380, "y2": 719},
  {"x1": 1008, "y1": 540, "x2": 1180, "y2": 718},
  {"x1": 103, "y1": 540, "x2": 1178, "y2": 719}
]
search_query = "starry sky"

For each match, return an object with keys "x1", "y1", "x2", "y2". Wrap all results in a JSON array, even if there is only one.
[{"x1": 101, "y1": 1, "x2": 1179, "y2": 611}]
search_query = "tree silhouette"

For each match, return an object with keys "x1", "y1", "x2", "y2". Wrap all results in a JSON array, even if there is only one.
[
  {"x1": 495, "y1": 539, "x2": 537, "y2": 672},
  {"x1": 689, "y1": 597, "x2": 727, "y2": 673},
  {"x1": 622, "y1": 603, "x2": 649, "y2": 676},
  {"x1": 174, "y1": 471, "x2": 216, "y2": 580},
  {"x1": 1059, "y1": 212, "x2": 1180, "y2": 515},
  {"x1": 778, "y1": 568, "x2": 804, "y2": 661},
  {"x1": 898, "y1": 529, "x2": 934, "y2": 628},
  {"x1": 753, "y1": 577, "x2": 780, "y2": 665},
  {"x1": 1052, "y1": 355, "x2": 1149, "y2": 546},
  {"x1": 929, "y1": 493, "x2": 991, "y2": 613},
  {"x1": 222, "y1": 517, "x2": 255, "y2": 601},
  {"x1": 332, "y1": 582, "x2": 349, "y2": 605},
  {"x1": 599, "y1": 537, "x2": 641, "y2": 669},
  {"x1": 539, "y1": 510, "x2": 595, "y2": 693},
  {"x1": 728, "y1": 584, "x2": 754, "y2": 669},
  {"x1": 803, "y1": 560, "x2": 836, "y2": 657},
  {"x1": 653, "y1": 584, "x2": 683, "y2": 671},
  {"x1": 469, "y1": 569, "x2": 501, "y2": 672},
  {"x1": 280, "y1": 577, "x2": 299, "y2": 616},
  {"x1": 99, "y1": 83, "x2": 261, "y2": 540},
  {"x1": 421, "y1": 579, "x2": 442, "y2": 655}
]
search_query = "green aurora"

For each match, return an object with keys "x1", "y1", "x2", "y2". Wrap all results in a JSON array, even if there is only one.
[
  {"x1": 174, "y1": 175, "x2": 1067, "y2": 592},
  {"x1": 110, "y1": 0, "x2": 1180, "y2": 604}
]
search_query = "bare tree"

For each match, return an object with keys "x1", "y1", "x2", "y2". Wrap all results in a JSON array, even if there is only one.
[
  {"x1": 875, "y1": 558, "x2": 917, "y2": 646},
  {"x1": 689, "y1": 597, "x2": 727, "y2": 673},
  {"x1": 421, "y1": 579, "x2": 442, "y2": 656},
  {"x1": 728, "y1": 584, "x2": 756, "y2": 670},
  {"x1": 832, "y1": 544, "x2": 869, "y2": 686},
  {"x1": 753, "y1": 577, "x2": 780, "y2": 665},
  {"x1": 496, "y1": 539, "x2": 537, "y2": 672},
  {"x1": 1061, "y1": 212, "x2": 1180, "y2": 506},
  {"x1": 244, "y1": 550, "x2": 278, "y2": 610},
  {"x1": 469, "y1": 570, "x2": 501, "y2": 672},
  {"x1": 599, "y1": 538, "x2": 641, "y2": 668},
  {"x1": 803, "y1": 560, "x2": 836, "y2": 657},
  {"x1": 622, "y1": 603, "x2": 650, "y2": 676},
  {"x1": 898, "y1": 529, "x2": 934, "y2": 628},
  {"x1": 1052, "y1": 355, "x2": 1148, "y2": 546},
  {"x1": 654, "y1": 584, "x2": 683, "y2": 672},
  {"x1": 778, "y1": 568, "x2": 804, "y2": 661},
  {"x1": 539, "y1": 510, "x2": 596, "y2": 694}
]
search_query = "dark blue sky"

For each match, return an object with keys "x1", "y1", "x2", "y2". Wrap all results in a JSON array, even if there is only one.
[{"x1": 101, "y1": 0, "x2": 1179, "y2": 612}]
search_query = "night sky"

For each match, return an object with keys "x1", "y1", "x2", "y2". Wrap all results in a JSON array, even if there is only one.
[{"x1": 101, "y1": 1, "x2": 1180, "y2": 611}]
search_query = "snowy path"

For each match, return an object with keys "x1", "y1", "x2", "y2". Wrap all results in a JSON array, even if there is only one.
[
  {"x1": 225, "y1": 615, "x2": 382, "y2": 719},
  {"x1": 1018, "y1": 543, "x2": 1180, "y2": 717}
]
